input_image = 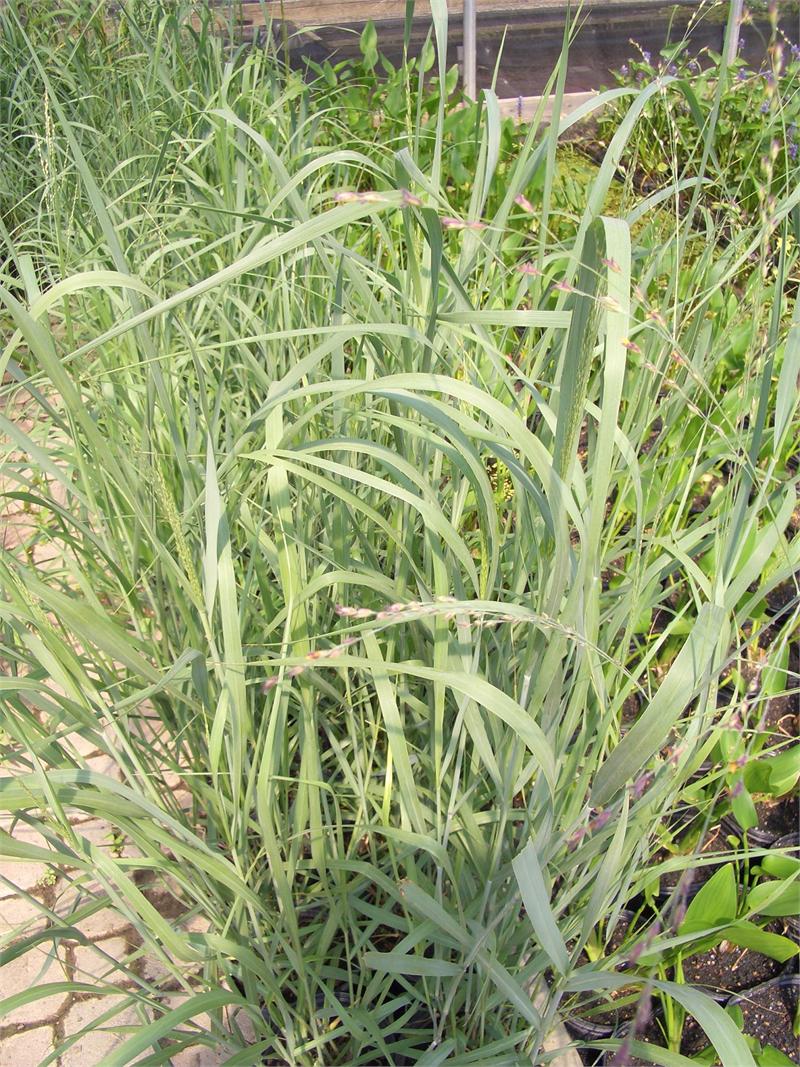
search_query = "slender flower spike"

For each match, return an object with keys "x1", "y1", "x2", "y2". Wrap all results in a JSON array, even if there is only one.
[
  {"x1": 598, "y1": 295, "x2": 622, "y2": 313},
  {"x1": 630, "y1": 770, "x2": 655, "y2": 799},
  {"x1": 514, "y1": 193, "x2": 536, "y2": 214},
  {"x1": 622, "y1": 338, "x2": 642, "y2": 354},
  {"x1": 441, "y1": 216, "x2": 487, "y2": 231},
  {"x1": 401, "y1": 188, "x2": 423, "y2": 207},
  {"x1": 554, "y1": 279, "x2": 574, "y2": 293},
  {"x1": 646, "y1": 308, "x2": 667, "y2": 327},
  {"x1": 601, "y1": 256, "x2": 622, "y2": 273},
  {"x1": 589, "y1": 808, "x2": 613, "y2": 833},
  {"x1": 334, "y1": 190, "x2": 387, "y2": 204},
  {"x1": 517, "y1": 262, "x2": 542, "y2": 276}
]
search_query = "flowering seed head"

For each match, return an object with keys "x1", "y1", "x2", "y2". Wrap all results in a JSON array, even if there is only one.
[
  {"x1": 401, "y1": 188, "x2": 422, "y2": 207},
  {"x1": 630, "y1": 770, "x2": 655, "y2": 799},
  {"x1": 441, "y1": 216, "x2": 486, "y2": 231},
  {"x1": 599, "y1": 295, "x2": 622, "y2": 313},
  {"x1": 514, "y1": 193, "x2": 535, "y2": 214},
  {"x1": 622, "y1": 338, "x2": 642, "y2": 354},
  {"x1": 517, "y1": 262, "x2": 542, "y2": 276},
  {"x1": 554, "y1": 279, "x2": 574, "y2": 293},
  {"x1": 601, "y1": 256, "x2": 621, "y2": 273},
  {"x1": 589, "y1": 808, "x2": 613, "y2": 833},
  {"x1": 334, "y1": 190, "x2": 387, "y2": 204}
]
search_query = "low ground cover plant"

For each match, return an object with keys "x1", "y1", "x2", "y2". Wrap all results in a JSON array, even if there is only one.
[
  {"x1": 0, "y1": 1, "x2": 797, "y2": 1064},
  {"x1": 596, "y1": 1, "x2": 800, "y2": 228}
]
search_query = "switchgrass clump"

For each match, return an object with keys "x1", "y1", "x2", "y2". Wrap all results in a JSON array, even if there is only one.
[{"x1": 0, "y1": 2, "x2": 797, "y2": 1064}]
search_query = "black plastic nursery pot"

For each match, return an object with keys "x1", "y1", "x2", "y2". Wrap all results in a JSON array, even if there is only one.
[
  {"x1": 727, "y1": 972, "x2": 800, "y2": 1062},
  {"x1": 575, "y1": 974, "x2": 799, "y2": 1066},
  {"x1": 772, "y1": 833, "x2": 800, "y2": 941},
  {"x1": 720, "y1": 794, "x2": 798, "y2": 848},
  {"x1": 228, "y1": 973, "x2": 434, "y2": 1066}
]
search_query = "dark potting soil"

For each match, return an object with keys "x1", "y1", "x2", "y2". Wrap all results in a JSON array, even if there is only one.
[
  {"x1": 564, "y1": 982, "x2": 643, "y2": 1039},
  {"x1": 731, "y1": 978, "x2": 800, "y2": 1061},
  {"x1": 759, "y1": 694, "x2": 799, "y2": 740},
  {"x1": 754, "y1": 796, "x2": 799, "y2": 840},
  {"x1": 655, "y1": 822, "x2": 728, "y2": 898},
  {"x1": 681, "y1": 926, "x2": 785, "y2": 996},
  {"x1": 723, "y1": 795, "x2": 799, "y2": 846}
]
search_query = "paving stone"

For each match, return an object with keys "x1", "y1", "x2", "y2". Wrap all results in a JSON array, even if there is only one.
[
  {"x1": 84, "y1": 753, "x2": 122, "y2": 780},
  {"x1": 157, "y1": 997, "x2": 212, "y2": 1031},
  {"x1": 168, "y1": 1046, "x2": 227, "y2": 1067},
  {"x1": 63, "y1": 730, "x2": 102, "y2": 759},
  {"x1": 0, "y1": 829, "x2": 54, "y2": 892},
  {"x1": 72, "y1": 937, "x2": 133, "y2": 985},
  {"x1": 0, "y1": 893, "x2": 47, "y2": 936},
  {"x1": 60, "y1": 995, "x2": 142, "y2": 1065},
  {"x1": 73, "y1": 905, "x2": 134, "y2": 942},
  {"x1": 229, "y1": 1008, "x2": 257, "y2": 1045},
  {"x1": 0, "y1": 1025, "x2": 56, "y2": 1066},
  {"x1": 0, "y1": 944, "x2": 69, "y2": 1024}
]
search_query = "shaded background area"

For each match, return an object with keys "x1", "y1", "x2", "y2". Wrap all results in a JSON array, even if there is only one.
[{"x1": 226, "y1": 0, "x2": 800, "y2": 96}]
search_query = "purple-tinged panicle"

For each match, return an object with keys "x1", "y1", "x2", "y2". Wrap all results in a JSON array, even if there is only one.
[
  {"x1": 441, "y1": 216, "x2": 487, "y2": 231},
  {"x1": 401, "y1": 188, "x2": 423, "y2": 207}
]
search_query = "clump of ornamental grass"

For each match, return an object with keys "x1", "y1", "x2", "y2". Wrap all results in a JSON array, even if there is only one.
[{"x1": 0, "y1": 1, "x2": 797, "y2": 1064}]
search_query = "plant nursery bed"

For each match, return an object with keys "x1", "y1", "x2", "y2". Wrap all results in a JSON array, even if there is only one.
[
  {"x1": 681, "y1": 924, "x2": 787, "y2": 996},
  {"x1": 729, "y1": 974, "x2": 800, "y2": 1061}
]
